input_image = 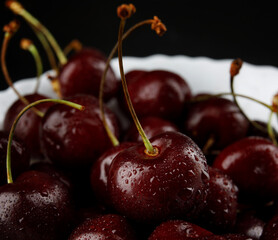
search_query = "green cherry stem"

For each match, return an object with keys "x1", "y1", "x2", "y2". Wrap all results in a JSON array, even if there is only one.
[
  {"x1": 20, "y1": 38, "x2": 43, "y2": 93},
  {"x1": 63, "y1": 39, "x2": 83, "y2": 56},
  {"x1": 6, "y1": 99, "x2": 85, "y2": 184},
  {"x1": 99, "y1": 18, "x2": 164, "y2": 147},
  {"x1": 6, "y1": 0, "x2": 67, "y2": 65},
  {"x1": 267, "y1": 111, "x2": 277, "y2": 145}
]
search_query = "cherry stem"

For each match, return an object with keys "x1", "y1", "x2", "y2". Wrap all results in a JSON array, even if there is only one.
[
  {"x1": 202, "y1": 135, "x2": 215, "y2": 155},
  {"x1": 118, "y1": 18, "x2": 157, "y2": 155},
  {"x1": 267, "y1": 111, "x2": 277, "y2": 145},
  {"x1": 1, "y1": 21, "x2": 44, "y2": 117},
  {"x1": 99, "y1": 19, "x2": 160, "y2": 147},
  {"x1": 6, "y1": 0, "x2": 67, "y2": 65},
  {"x1": 63, "y1": 39, "x2": 83, "y2": 56},
  {"x1": 20, "y1": 38, "x2": 43, "y2": 93},
  {"x1": 230, "y1": 59, "x2": 267, "y2": 133},
  {"x1": 30, "y1": 24, "x2": 58, "y2": 72},
  {"x1": 6, "y1": 98, "x2": 85, "y2": 184}
]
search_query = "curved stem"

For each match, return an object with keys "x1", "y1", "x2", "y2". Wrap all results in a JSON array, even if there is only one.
[
  {"x1": 118, "y1": 19, "x2": 156, "y2": 155},
  {"x1": 267, "y1": 111, "x2": 277, "y2": 145},
  {"x1": 20, "y1": 39, "x2": 43, "y2": 92},
  {"x1": 63, "y1": 39, "x2": 83, "y2": 56},
  {"x1": 6, "y1": 1, "x2": 67, "y2": 65},
  {"x1": 99, "y1": 19, "x2": 155, "y2": 147},
  {"x1": 6, "y1": 99, "x2": 85, "y2": 184}
]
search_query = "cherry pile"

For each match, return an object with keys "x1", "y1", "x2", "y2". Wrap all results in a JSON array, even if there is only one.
[{"x1": 1, "y1": 2, "x2": 278, "y2": 240}]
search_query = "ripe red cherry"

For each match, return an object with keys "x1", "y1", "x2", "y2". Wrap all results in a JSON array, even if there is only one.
[
  {"x1": 213, "y1": 136, "x2": 278, "y2": 203},
  {"x1": 40, "y1": 94, "x2": 120, "y2": 168},
  {"x1": 58, "y1": 47, "x2": 119, "y2": 100},
  {"x1": 119, "y1": 70, "x2": 192, "y2": 120},
  {"x1": 183, "y1": 97, "x2": 249, "y2": 151},
  {"x1": 108, "y1": 131, "x2": 209, "y2": 223},
  {"x1": 0, "y1": 130, "x2": 30, "y2": 185},
  {"x1": 198, "y1": 166, "x2": 238, "y2": 233},
  {"x1": 148, "y1": 220, "x2": 213, "y2": 240},
  {"x1": 260, "y1": 214, "x2": 278, "y2": 240},
  {"x1": 3, "y1": 93, "x2": 52, "y2": 158},
  {"x1": 124, "y1": 116, "x2": 179, "y2": 143},
  {"x1": 90, "y1": 142, "x2": 136, "y2": 207},
  {"x1": 0, "y1": 170, "x2": 74, "y2": 240},
  {"x1": 68, "y1": 214, "x2": 137, "y2": 240}
]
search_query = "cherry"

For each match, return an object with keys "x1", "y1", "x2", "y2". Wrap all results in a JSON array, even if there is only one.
[
  {"x1": 213, "y1": 136, "x2": 278, "y2": 203},
  {"x1": 260, "y1": 214, "x2": 278, "y2": 240},
  {"x1": 202, "y1": 234, "x2": 254, "y2": 240},
  {"x1": 119, "y1": 69, "x2": 192, "y2": 121},
  {"x1": 183, "y1": 97, "x2": 249, "y2": 154},
  {"x1": 90, "y1": 141, "x2": 136, "y2": 207},
  {"x1": 198, "y1": 166, "x2": 238, "y2": 233},
  {"x1": 0, "y1": 130, "x2": 30, "y2": 186},
  {"x1": 40, "y1": 94, "x2": 120, "y2": 168},
  {"x1": 0, "y1": 170, "x2": 74, "y2": 240},
  {"x1": 3, "y1": 93, "x2": 53, "y2": 158},
  {"x1": 108, "y1": 131, "x2": 210, "y2": 223},
  {"x1": 68, "y1": 214, "x2": 137, "y2": 240},
  {"x1": 124, "y1": 116, "x2": 179, "y2": 143},
  {"x1": 57, "y1": 47, "x2": 119, "y2": 100},
  {"x1": 148, "y1": 220, "x2": 213, "y2": 240}
]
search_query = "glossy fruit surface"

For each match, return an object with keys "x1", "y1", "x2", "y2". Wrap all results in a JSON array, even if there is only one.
[
  {"x1": 0, "y1": 170, "x2": 74, "y2": 240},
  {"x1": 108, "y1": 131, "x2": 209, "y2": 223},
  {"x1": 41, "y1": 94, "x2": 120, "y2": 168},
  {"x1": 184, "y1": 97, "x2": 249, "y2": 150},
  {"x1": 0, "y1": 130, "x2": 30, "y2": 185},
  {"x1": 120, "y1": 70, "x2": 192, "y2": 120},
  {"x1": 124, "y1": 116, "x2": 179, "y2": 143},
  {"x1": 3, "y1": 93, "x2": 52, "y2": 158},
  {"x1": 213, "y1": 136, "x2": 278, "y2": 202},
  {"x1": 58, "y1": 47, "x2": 119, "y2": 100},
  {"x1": 260, "y1": 214, "x2": 278, "y2": 240},
  {"x1": 148, "y1": 220, "x2": 213, "y2": 240},
  {"x1": 68, "y1": 214, "x2": 137, "y2": 240}
]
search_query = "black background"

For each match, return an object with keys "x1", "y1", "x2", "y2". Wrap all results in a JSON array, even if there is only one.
[{"x1": 1, "y1": 0, "x2": 278, "y2": 90}]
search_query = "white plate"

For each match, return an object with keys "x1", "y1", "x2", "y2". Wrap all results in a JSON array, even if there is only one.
[{"x1": 1, "y1": 54, "x2": 278, "y2": 130}]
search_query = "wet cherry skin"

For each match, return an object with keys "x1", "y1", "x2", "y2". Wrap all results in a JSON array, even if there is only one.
[
  {"x1": 184, "y1": 97, "x2": 249, "y2": 151},
  {"x1": 0, "y1": 170, "x2": 74, "y2": 240},
  {"x1": 108, "y1": 131, "x2": 210, "y2": 223},
  {"x1": 90, "y1": 142, "x2": 136, "y2": 207},
  {"x1": 40, "y1": 94, "x2": 120, "y2": 168},
  {"x1": 124, "y1": 116, "x2": 179, "y2": 143},
  {"x1": 119, "y1": 70, "x2": 192, "y2": 120},
  {"x1": 198, "y1": 167, "x2": 239, "y2": 233},
  {"x1": 68, "y1": 214, "x2": 137, "y2": 240},
  {"x1": 260, "y1": 214, "x2": 278, "y2": 240},
  {"x1": 213, "y1": 136, "x2": 278, "y2": 203},
  {"x1": 58, "y1": 47, "x2": 119, "y2": 100},
  {"x1": 148, "y1": 220, "x2": 213, "y2": 240},
  {"x1": 3, "y1": 93, "x2": 52, "y2": 158},
  {"x1": 0, "y1": 130, "x2": 30, "y2": 186}
]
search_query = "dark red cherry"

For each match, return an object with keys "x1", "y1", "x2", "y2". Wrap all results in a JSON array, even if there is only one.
[
  {"x1": 40, "y1": 94, "x2": 120, "y2": 168},
  {"x1": 124, "y1": 116, "x2": 179, "y2": 143},
  {"x1": 3, "y1": 93, "x2": 52, "y2": 158},
  {"x1": 0, "y1": 170, "x2": 74, "y2": 240},
  {"x1": 108, "y1": 131, "x2": 209, "y2": 223},
  {"x1": 90, "y1": 142, "x2": 136, "y2": 206},
  {"x1": 148, "y1": 220, "x2": 213, "y2": 240},
  {"x1": 119, "y1": 70, "x2": 192, "y2": 120},
  {"x1": 213, "y1": 136, "x2": 278, "y2": 203},
  {"x1": 234, "y1": 210, "x2": 265, "y2": 240},
  {"x1": 260, "y1": 214, "x2": 278, "y2": 240},
  {"x1": 183, "y1": 97, "x2": 249, "y2": 151},
  {"x1": 58, "y1": 47, "x2": 119, "y2": 100},
  {"x1": 0, "y1": 130, "x2": 30, "y2": 185},
  {"x1": 68, "y1": 214, "x2": 137, "y2": 240},
  {"x1": 198, "y1": 166, "x2": 238, "y2": 233},
  {"x1": 203, "y1": 234, "x2": 255, "y2": 240}
]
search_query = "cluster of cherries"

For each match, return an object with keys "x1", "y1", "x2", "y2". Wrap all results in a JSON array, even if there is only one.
[{"x1": 1, "y1": 1, "x2": 278, "y2": 240}]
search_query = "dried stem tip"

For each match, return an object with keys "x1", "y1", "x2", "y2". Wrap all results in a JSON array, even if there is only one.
[
  {"x1": 230, "y1": 58, "x2": 243, "y2": 77},
  {"x1": 151, "y1": 16, "x2": 167, "y2": 36},
  {"x1": 3, "y1": 19, "x2": 20, "y2": 34},
  {"x1": 20, "y1": 38, "x2": 32, "y2": 50},
  {"x1": 117, "y1": 4, "x2": 136, "y2": 20},
  {"x1": 5, "y1": 0, "x2": 23, "y2": 14},
  {"x1": 272, "y1": 93, "x2": 278, "y2": 113}
]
